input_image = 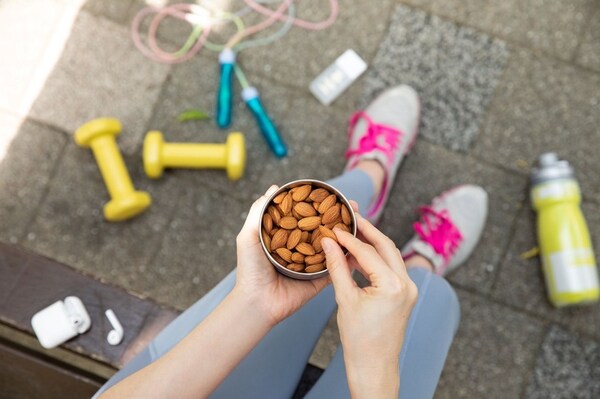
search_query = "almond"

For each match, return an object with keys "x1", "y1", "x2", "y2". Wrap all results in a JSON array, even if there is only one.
[
  {"x1": 318, "y1": 225, "x2": 338, "y2": 243},
  {"x1": 273, "y1": 191, "x2": 287, "y2": 204},
  {"x1": 321, "y1": 205, "x2": 340, "y2": 225},
  {"x1": 341, "y1": 204, "x2": 351, "y2": 225},
  {"x1": 287, "y1": 263, "x2": 305, "y2": 272},
  {"x1": 294, "y1": 202, "x2": 317, "y2": 218},
  {"x1": 313, "y1": 236, "x2": 323, "y2": 253},
  {"x1": 305, "y1": 253, "x2": 325, "y2": 265},
  {"x1": 292, "y1": 184, "x2": 312, "y2": 202},
  {"x1": 270, "y1": 229, "x2": 288, "y2": 250},
  {"x1": 287, "y1": 229, "x2": 302, "y2": 250},
  {"x1": 262, "y1": 213, "x2": 273, "y2": 234},
  {"x1": 296, "y1": 242, "x2": 316, "y2": 256},
  {"x1": 279, "y1": 192, "x2": 293, "y2": 215},
  {"x1": 269, "y1": 227, "x2": 279, "y2": 237},
  {"x1": 279, "y1": 216, "x2": 298, "y2": 230},
  {"x1": 272, "y1": 253, "x2": 287, "y2": 267},
  {"x1": 334, "y1": 223, "x2": 350, "y2": 233},
  {"x1": 312, "y1": 202, "x2": 321, "y2": 211},
  {"x1": 262, "y1": 229, "x2": 271, "y2": 251},
  {"x1": 275, "y1": 247, "x2": 293, "y2": 262},
  {"x1": 298, "y1": 216, "x2": 321, "y2": 231},
  {"x1": 268, "y1": 205, "x2": 281, "y2": 225},
  {"x1": 300, "y1": 231, "x2": 310, "y2": 243},
  {"x1": 291, "y1": 252, "x2": 305, "y2": 263},
  {"x1": 309, "y1": 188, "x2": 329, "y2": 202},
  {"x1": 292, "y1": 209, "x2": 302, "y2": 220},
  {"x1": 305, "y1": 263, "x2": 325, "y2": 273}
]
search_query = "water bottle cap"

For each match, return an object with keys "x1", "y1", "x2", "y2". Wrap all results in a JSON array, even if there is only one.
[{"x1": 530, "y1": 152, "x2": 574, "y2": 184}]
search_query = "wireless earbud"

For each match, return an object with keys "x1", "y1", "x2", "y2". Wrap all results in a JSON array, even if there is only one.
[{"x1": 105, "y1": 309, "x2": 124, "y2": 346}]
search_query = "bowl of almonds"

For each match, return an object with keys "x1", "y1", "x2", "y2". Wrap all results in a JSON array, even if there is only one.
[{"x1": 259, "y1": 179, "x2": 357, "y2": 280}]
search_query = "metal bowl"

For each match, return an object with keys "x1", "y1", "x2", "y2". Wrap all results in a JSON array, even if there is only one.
[{"x1": 258, "y1": 179, "x2": 358, "y2": 280}]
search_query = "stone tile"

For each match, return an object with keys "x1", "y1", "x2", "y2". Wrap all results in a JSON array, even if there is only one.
[
  {"x1": 363, "y1": 5, "x2": 510, "y2": 151},
  {"x1": 473, "y1": 50, "x2": 600, "y2": 202},
  {"x1": 492, "y1": 201, "x2": 600, "y2": 340},
  {"x1": 82, "y1": 0, "x2": 135, "y2": 25},
  {"x1": 235, "y1": 0, "x2": 395, "y2": 90},
  {"x1": 575, "y1": 8, "x2": 600, "y2": 73},
  {"x1": 525, "y1": 325, "x2": 600, "y2": 399},
  {"x1": 435, "y1": 289, "x2": 547, "y2": 399},
  {"x1": 147, "y1": 54, "x2": 292, "y2": 200},
  {"x1": 29, "y1": 11, "x2": 170, "y2": 155},
  {"x1": 378, "y1": 139, "x2": 527, "y2": 293},
  {"x1": 139, "y1": 188, "x2": 247, "y2": 309},
  {"x1": 0, "y1": 119, "x2": 67, "y2": 244},
  {"x1": 399, "y1": 0, "x2": 593, "y2": 61},
  {"x1": 309, "y1": 314, "x2": 340, "y2": 369},
  {"x1": 255, "y1": 91, "x2": 348, "y2": 189},
  {"x1": 22, "y1": 140, "x2": 181, "y2": 294}
]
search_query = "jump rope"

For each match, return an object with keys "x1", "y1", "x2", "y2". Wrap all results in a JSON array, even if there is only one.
[{"x1": 132, "y1": 0, "x2": 340, "y2": 158}]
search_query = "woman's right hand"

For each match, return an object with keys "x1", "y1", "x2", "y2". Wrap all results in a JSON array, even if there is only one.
[{"x1": 322, "y1": 212, "x2": 418, "y2": 399}]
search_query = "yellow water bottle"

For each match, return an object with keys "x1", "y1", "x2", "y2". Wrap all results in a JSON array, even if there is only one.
[{"x1": 531, "y1": 153, "x2": 599, "y2": 307}]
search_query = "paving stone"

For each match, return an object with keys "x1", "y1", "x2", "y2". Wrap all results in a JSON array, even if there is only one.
[
  {"x1": 0, "y1": 119, "x2": 67, "y2": 244},
  {"x1": 147, "y1": 54, "x2": 292, "y2": 200},
  {"x1": 435, "y1": 289, "x2": 547, "y2": 399},
  {"x1": 255, "y1": 91, "x2": 348, "y2": 189},
  {"x1": 525, "y1": 325, "x2": 600, "y2": 399},
  {"x1": 363, "y1": 5, "x2": 510, "y2": 151},
  {"x1": 492, "y1": 201, "x2": 600, "y2": 340},
  {"x1": 137, "y1": 188, "x2": 246, "y2": 309},
  {"x1": 28, "y1": 11, "x2": 170, "y2": 155},
  {"x1": 82, "y1": 0, "x2": 136, "y2": 25},
  {"x1": 474, "y1": 49, "x2": 600, "y2": 202},
  {"x1": 575, "y1": 8, "x2": 600, "y2": 73},
  {"x1": 399, "y1": 0, "x2": 593, "y2": 61},
  {"x1": 22, "y1": 140, "x2": 181, "y2": 295},
  {"x1": 377, "y1": 139, "x2": 527, "y2": 293}
]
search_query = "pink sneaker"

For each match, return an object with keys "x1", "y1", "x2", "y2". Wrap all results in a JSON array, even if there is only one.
[
  {"x1": 345, "y1": 85, "x2": 420, "y2": 223},
  {"x1": 401, "y1": 185, "x2": 489, "y2": 276}
]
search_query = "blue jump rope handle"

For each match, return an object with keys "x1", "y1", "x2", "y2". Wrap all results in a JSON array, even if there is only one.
[
  {"x1": 245, "y1": 94, "x2": 287, "y2": 158},
  {"x1": 217, "y1": 62, "x2": 234, "y2": 129}
]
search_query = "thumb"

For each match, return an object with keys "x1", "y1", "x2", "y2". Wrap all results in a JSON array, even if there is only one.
[{"x1": 322, "y1": 237, "x2": 356, "y2": 301}]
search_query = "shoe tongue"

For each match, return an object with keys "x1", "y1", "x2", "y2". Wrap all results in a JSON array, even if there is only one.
[{"x1": 407, "y1": 240, "x2": 445, "y2": 274}]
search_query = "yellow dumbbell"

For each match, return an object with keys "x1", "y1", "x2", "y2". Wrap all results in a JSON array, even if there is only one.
[
  {"x1": 143, "y1": 131, "x2": 246, "y2": 181},
  {"x1": 75, "y1": 118, "x2": 152, "y2": 222}
]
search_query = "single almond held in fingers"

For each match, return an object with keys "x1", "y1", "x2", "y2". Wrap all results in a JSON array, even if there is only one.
[
  {"x1": 298, "y1": 216, "x2": 321, "y2": 231},
  {"x1": 292, "y1": 184, "x2": 312, "y2": 202},
  {"x1": 318, "y1": 225, "x2": 338, "y2": 243},
  {"x1": 287, "y1": 229, "x2": 302, "y2": 250},
  {"x1": 296, "y1": 242, "x2": 316, "y2": 256},
  {"x1": 318, "y1": 194, "x2": 337, "y2": 214},
  {"x1": 295, "y1": 202, "x2": 317, "y2": 217},
  {"x1": 270, "y1": 229, "x2": 289, "y2": 250},
  {"x1": 279, "y1": 216, "x2": 298, "y2": 230},
  {"x1": 305, "y1": 263, "x2": 326, "y2": 273}
]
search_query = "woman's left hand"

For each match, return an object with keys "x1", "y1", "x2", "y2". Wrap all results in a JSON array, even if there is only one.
[{"x1": 233, "y1": 185, "x2": 330, "y2": 326}]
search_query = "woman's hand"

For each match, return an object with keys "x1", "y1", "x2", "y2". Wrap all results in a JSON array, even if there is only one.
[
  {"x1": 322, "y1": 212, "x2": 418, "y2": 399},
  {"x1": 233, "y1": 186, "x2": 330, "y2": 327}
]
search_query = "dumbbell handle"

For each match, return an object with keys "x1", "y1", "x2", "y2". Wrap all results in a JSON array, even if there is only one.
[
  {"x1": 89, "y1": 135, "x2": 137, "y2": 198},
  {"x1": 162, "y1": 143, "x2": 228, "y2": 169}
]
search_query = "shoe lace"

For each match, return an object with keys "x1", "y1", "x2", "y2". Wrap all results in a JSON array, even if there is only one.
[
  {"x1": 413, "y1": 206, "x2": 463, "y2": 264},
  {"x1": 344, "y1": 111, "x2": 403, "y2": 166}
]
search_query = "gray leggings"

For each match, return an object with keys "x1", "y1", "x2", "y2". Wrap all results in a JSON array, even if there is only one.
[{"x1": 94, "y1": 170, "x2": 460, "y2": 399}]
